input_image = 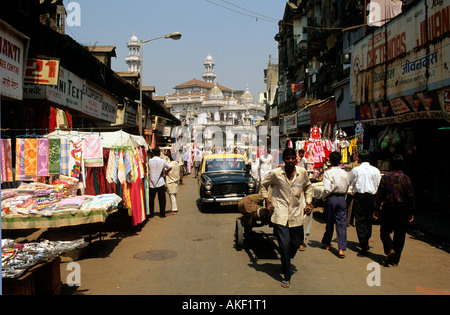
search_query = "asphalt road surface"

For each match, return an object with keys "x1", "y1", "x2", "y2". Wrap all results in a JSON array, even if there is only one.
[{"x1": 60, "y1": 174, "x2": 450, "y2": 297}]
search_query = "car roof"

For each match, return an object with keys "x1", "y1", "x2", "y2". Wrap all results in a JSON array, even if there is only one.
[{"x1": 203, "y1": 153, "x2": 246, "y2": 160}]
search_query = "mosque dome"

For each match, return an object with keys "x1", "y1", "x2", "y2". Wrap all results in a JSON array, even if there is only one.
[
  {"x1": 205, "y1": 53, "x2": 214, "y2": 63},
  {"x1": 128, "y1": 32, "x2": 139, "y2": 46},
  {"x1": 209, "y1": 82, "x2": 223, "y2": 99},
  {"x1": 241, "y1": 87, "x2": 254, "y2": 103}
]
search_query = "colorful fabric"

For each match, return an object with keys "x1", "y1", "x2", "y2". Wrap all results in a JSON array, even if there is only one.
[
  {"x1": 118, "y1": 150, "x2": 126, "y2": 184},
  {"x1": 37, "y1": 138, "x2": 49, "y2": 176},
  {"x1": 69, "y1": 140, "x2": 83, "y2": 185},
  {"x1": 24, "y1": 138, "x2": 38, "y2": 176},
  {"x1": 48, "y1": 138, "x2": 61, "y2": 175},
  {"x1": 83, "y1": 136, "x2": 103, "y2": 167},
  {"x1": 60, "y1": 138, "x2": 70, "y2": 176},
  {"x1": 106, "y1": 149, "x2": 116, "y2": 184},
  {"x1": 1, "y1": 139, "x2": 13, "y2": 182}
]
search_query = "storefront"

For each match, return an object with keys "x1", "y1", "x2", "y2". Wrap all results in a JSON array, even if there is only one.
[{"x1": 351, "y1": 0, "x2": 450, "y2": 212}]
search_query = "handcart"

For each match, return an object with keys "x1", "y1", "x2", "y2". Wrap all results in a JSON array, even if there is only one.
[
  {"x1": 234, "y1": 194, "x2": 315, "y2": 251},
  {"x1": 234, "y1": 194, "x2": 271, "y2": 251}
]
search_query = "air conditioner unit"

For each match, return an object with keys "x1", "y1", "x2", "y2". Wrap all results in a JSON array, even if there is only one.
[{"x1": 341, "y1": 53, "x2": 351, "y2": 64}]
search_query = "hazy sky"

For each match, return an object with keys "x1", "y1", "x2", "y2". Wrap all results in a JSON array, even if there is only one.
[{"x1": 64, "y1": 0, "x2": 286, "y2": 99}]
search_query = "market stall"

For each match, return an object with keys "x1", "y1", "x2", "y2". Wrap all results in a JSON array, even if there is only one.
[{"x1": 1, "y1": 129, "x2": 151, "y2": 229}]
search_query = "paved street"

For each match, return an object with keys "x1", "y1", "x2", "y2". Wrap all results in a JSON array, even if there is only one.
[{"x1": 61, "y1": 174, "x2": 450, "y2": 296}]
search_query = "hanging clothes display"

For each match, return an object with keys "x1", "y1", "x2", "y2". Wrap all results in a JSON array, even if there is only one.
[
  {"x1": 1, "y1": 138, "x2": 13, "y2": 182},
  {"x1": 37, "y1": 138, "x2": 49, "y2": 177},
  {"x1": 2, "y1": 129, "x2": 151, "y2": 227}
]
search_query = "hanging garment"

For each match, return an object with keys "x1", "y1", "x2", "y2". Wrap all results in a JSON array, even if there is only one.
[
  {"x1": 24, "y1": 138, "x2": 38, "y2": 177},
  {"x1": 310, "y1": 126, "x2": 322, "y2": 140},
  {"x1": 60, "y1": 137, "x2": 70, "y2": 176},
  {"x1": 69, "y1": 139, "x2": 83, "y2": 182},
  {"x1": 106, "y1": 149, "x2": 116, "y2": 183},
  {"x1": 15, "y1": 138, "x2": 25, "y2": 181},
  {"x1": 1, "y1": 139, "x2": 13, "y2": 182},
  {"x1": 48, "y1": 138, "x2": 61, "y2": 175},
  {"x1": 313, "y1": 141, "x2": 324, "y2": 168},
  {"x1": 83, "y1": 136, "x2": 103, "y2": 167},
  {"x1": 37, "y1": 138, "x2": 49, "y2": 176},
  {"x1": 118, "y1": 150, "x2": 126, "y2": 184}
]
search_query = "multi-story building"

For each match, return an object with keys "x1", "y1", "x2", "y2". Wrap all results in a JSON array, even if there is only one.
[
  {"x1": 164, "y1": 54, "x2": 266, "y2": 150},
  {"x1": 271, "y1": 0, "x2": 450, "y2": 216}
]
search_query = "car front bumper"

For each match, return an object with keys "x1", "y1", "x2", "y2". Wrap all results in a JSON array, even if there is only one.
[{"x1": 201, "y1": 195, "x2": 246, "y2": 205}]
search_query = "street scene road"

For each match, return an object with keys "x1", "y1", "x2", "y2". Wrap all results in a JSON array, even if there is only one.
[{"x1": 60, "y1": 174, "x2": 450, "y2": 296}]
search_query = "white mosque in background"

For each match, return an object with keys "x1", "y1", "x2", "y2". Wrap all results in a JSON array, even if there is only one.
[{"x1": 164, "y1": 53, "x2": 266, "y2": 149}]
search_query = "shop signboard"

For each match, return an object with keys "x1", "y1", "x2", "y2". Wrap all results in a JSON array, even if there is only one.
[
  {"x1": 437, "y1": 89, "x2": 450, "y2": 122},
  {"x1": 0, "y1": 20, "x2": 28, "y2": 100},
  {"x1": 24, "y1": 66, "x2": 83, "y2": 111},
  {"x1": 351, "y1": 0, "x2": 450, "y2": 105},
  {"x1": 357, "y1": 91, "x2": 444, "y2": 125},
  {"x1": 285, "y1": 113, "x2": 297, "y2": 133},
  {"x1": 310, "y1": 99, "x2": 336, "y2": 126},
  {"x1": 82, "y1": 80, "x2": 117, "y2": 123},
  {"x1": 23, "y1": 58, "x2": 60, "y2": 86},
  {"x1": 297, "y1": 107, "x2": 310, "y2": 127}
]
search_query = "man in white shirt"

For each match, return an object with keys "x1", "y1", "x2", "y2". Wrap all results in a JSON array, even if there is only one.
[
  {"x1": 321, "y1": 151, "x2": 350, "y2": 258},
  {"x1": 349, "y1": 151, "x2": 382, "y2": 254},
  {"x1": 148, "y1": 148, "x2": 172, "y2": 218},
  {"x1": 192, "y1": 147, "x2": 202, "y2": 178},
  {"x1": 261, "y1": 148, "x2": 313, "y2": 288}
]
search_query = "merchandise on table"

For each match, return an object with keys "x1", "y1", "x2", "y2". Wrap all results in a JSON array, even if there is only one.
[
  {"x1": 1, "y1": 239, "x2": 86, "y2": 279},
  {"x1": 1, "y1": 180, "x2": 122, "y2": 217}
]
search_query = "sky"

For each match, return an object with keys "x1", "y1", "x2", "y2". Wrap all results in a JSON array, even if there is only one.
[{"x1": 64, "y1": 0, "x2": 287, "y2": 99}]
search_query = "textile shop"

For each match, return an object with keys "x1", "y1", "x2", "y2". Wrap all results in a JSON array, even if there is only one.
[
  {"x1": 1, "y1": 130, "x2": 152, "y2": 228},
  {"x1": 1, "y1": 130, "x2": 154, "y2": 293}
]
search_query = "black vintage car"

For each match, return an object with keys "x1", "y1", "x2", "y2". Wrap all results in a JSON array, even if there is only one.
[{"x1": 198, "y1": 153, "x2": 257, "y2": 209}]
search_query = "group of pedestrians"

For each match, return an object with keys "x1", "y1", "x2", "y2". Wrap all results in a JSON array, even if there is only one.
[{"x1": 260, "y1": 148, "x2": 416, "y2": 288}]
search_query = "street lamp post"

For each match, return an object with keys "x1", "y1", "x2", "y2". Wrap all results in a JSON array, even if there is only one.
[{"x1": 139, "y1": 32, "x2": 182, "y2": 136}]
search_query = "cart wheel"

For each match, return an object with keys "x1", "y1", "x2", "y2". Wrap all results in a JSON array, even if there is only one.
[{"x1": 235, "y1": 218, "x2": 244, "y2": 251}]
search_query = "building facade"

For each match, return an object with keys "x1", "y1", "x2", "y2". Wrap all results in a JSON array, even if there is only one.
[{"x1": 164, "y1": 54, "x2": 266, "y2": 150}]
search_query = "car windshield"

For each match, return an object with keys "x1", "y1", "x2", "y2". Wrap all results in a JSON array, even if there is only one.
[{"x1": 205, "y1": 158, "x2": 246, "y2": 172}]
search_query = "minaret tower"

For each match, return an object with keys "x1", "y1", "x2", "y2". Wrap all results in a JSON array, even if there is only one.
[
  {"x1": 202, "y1": 53, "x2": 216, "y2": 83},
  {"x1": 126, "y1": 32, "x2": 141, "y2": 72}
]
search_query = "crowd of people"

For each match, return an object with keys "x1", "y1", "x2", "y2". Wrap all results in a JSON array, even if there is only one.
[
  {"x1": 147, "y1": 144, "x2": 416, "y2": 289},
  {"x1": 256, "y1": 147, "x2": 416, "y2": 288}
]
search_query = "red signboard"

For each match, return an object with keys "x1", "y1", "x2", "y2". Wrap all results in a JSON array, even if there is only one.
[
  {"x1": 24, "y1": 58, "x2": 60, "y2": 85},
  {"x1": 310, "y1": 100, "x2": 336, "y2": 125}
]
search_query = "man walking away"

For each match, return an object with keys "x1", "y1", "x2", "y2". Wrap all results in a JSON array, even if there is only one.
[
  {"x1": 349, "y1": 150, "x2": 381, "y2": 254},
  {"x1": 321, "y1": 151, "x2": 350, "y2": 258},
  {"x1": 148, "y1": 148, "x2": 172, "y2": 218},
  {"x1": 374, "y1": 155, "x2": 415, "y2": 266}
]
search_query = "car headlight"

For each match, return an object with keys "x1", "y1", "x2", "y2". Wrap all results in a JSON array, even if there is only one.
[
  {"x1": 205, "y1": 180, "x2": 213, "y2": 191},
  {"x1": 247, "y1": 177, "x2": 256, "y2": 188}
]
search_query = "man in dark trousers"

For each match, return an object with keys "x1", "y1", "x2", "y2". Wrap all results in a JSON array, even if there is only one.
[
  {"x1": 148, "y1": 148, "x2": 172, "y2": 218},
  {"x1": 375, "y1": 155, "x2": 415, "y2": 266},
  {"x1": 349, "y1": 150, "x2": 382, "y2": 254},
  {"x1": 321, "y1": 151, "x2": 350, "y2": 259},
  {"x1": 260, "y1": 148, "x2": 313, "y2": 288}
]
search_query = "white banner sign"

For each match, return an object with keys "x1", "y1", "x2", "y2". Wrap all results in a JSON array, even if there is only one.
[
  {"x1": 24, "y1": 66, "x2": 83, "y2": 111},
  {"x1": 351, "y1": 0, "x2": 450, "y2": 105},
  {"x1": 82, "y1": 81, "x2": 118, "y2": 123},
  {"x1": 0, "y1": 21, "x2": 28, "y2": 100}
]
